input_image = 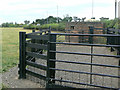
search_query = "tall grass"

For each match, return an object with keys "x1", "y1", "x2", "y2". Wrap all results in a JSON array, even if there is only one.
[{"x1": 1, "y1": 28, "x2": 32, "y2": 72}]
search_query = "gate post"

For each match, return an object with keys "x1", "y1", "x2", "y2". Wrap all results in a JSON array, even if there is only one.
[
  {"x1": 89, "y1": 26, "x2": 94, "y2": 84},
  {"x1": 106, "y1": 28, "x2": 109, "y2": 45},
  {"x1": 82, "y1": 30, "x2": 84, "y2": 43},
  {"x1": 117, "y1": 34, "x2": 120, "y2": 88},
  {"x1": 46, "y1": 27, "x2": 56, "y2": 88},
  {"x1": 78, "y1": 31, "x2": 81, "y2": 43},
  {"x1": 89, "y1": 26, "x2": 94, "y2": 43},
  {"x1": 39, "y1": 32, "x2": 43, "y2": 54},
  {"x1": 19, "y1": 32, "x2": 26, "y2": 79},
  {"x1": 31, "y1": 30, "x2": 36, "y2": 62},
  {"x1": 103, "y1": 28, "x2": 105, "y2": 34}
]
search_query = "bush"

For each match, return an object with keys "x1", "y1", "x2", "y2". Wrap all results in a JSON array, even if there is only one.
[
  {"x1": 102, "y1": 18, "x2": 120, "y2": 29},
  {"x1": 23, "y1": 23, "x2": 65, "y2": 31}
]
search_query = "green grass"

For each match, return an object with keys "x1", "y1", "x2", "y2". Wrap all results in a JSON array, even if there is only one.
[
  {"x1": 51, "y1": 31, "x2": 66, "y2": 42},
  {"x1": 1, "y1": 28, "x2": 65, "y2": 72},
  {"x1": 1, "y1": 28, "x2": 32, "y2": 72}
]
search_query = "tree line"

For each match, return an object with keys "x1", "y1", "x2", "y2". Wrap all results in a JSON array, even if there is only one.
[
  {"x1": 1, "y1": 22, "x2": 23, "y2": 27},
  {"x1": 1, "y1": 15, "x2": 120, "y2": 30}
]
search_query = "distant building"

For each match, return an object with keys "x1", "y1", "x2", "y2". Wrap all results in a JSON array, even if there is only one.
[
  {"x1": 65, "y1": 22, "x2": 103, "y2": 42},
  {"x1": 119, "y1": 1, "x2": 120, "y2": 18}
]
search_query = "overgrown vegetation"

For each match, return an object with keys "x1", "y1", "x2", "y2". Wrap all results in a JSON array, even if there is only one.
[{"x1": 101, "y1": 18, "x2": 120, "y2": 29}]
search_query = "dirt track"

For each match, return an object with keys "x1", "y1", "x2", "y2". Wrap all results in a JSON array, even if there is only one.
[
  {"x1": 2, "y1": 45, "x2": 120, "y2": 89},
  {"x1": 55, "y1": 45, "x2": 119, "y2": 88},
  {"x1": 2, "y1": 66, "x2": 42, "y2": 88}
]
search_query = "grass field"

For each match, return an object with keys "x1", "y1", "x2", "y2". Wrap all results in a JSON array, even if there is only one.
[
  {"x1": 1, "y1": 28, "x2": 32, "y2": 72},
  {"x1": 1, "y1": 28, "x2": 65, "y2": 72}
]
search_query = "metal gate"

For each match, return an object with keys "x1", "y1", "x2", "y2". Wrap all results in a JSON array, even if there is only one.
[{"x1": 19, "y1": 27, "x2": 120, "y2": 89}]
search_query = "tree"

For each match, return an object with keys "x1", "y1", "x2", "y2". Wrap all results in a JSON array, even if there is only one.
[
  {"x1": 2, "y1": 22, "x2": 9, "y2": 27},
  {"x1": 35, "y1": 19, "x2": 45, "y2": 25},
  {"x1": 81, "y1": 17, "x2": 86, "y2": 22},
  {"x1": 47, "y1": 16, "x2": 57, "y2": 23},
  {"x1": 73, "y1": 16, "x2": 78, "y2": 22},
  {"x1": 32, "y1": 21, "x2": 35, "y2": 24},
  {"x1": 100, "y1": 17, "x2": 109, "y2": 21},
  {"x1": 62, "y1": 14, "x2": 72, "y2": 22},
  {"x1": 24, "y1": 20, "x2": 30, "y2": 25},
  {"x1": 1, "y1": 22, "x2": 20, "y2": 27}
]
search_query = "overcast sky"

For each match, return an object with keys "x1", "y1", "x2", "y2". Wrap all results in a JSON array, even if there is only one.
[{"x1": 0, "y1": 0, "x2": 120, "y2": 24}]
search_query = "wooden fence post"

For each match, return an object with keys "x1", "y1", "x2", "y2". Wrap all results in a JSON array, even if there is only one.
[
  {"x1": 19, "y1": 32, "x2": 26, "y2": 79},
  {"x1": 46, "y1": 28, "x2": 56, "y2": 88}
]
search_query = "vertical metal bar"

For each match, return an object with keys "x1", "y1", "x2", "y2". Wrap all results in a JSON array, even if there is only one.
[
  {"x1": 40, "y1": 32, "x2": 43, "y2": 54},
  {"x1": 19, "y1": 32, "x2": 26, "y2": 79},
  {"x1": 106, "y1": 28, "x2": 109, "y2": 45},
  {"x1": 69, "y1": 30, "x2": 70, "y2": 43},
  {"x1": 78, "y1": 31, "x2": 81, "y2": 43},
  {"x1": 38, "y1": 32, "x2": 43, "y2": 54},
  {"x1": 31, "y1": 30, "x2": 36, "y2": 62},
  {"x1": 117, "y1": 35, "x2": 120, "y2": 88},
  {"x1": 117, "y1": 50, "x2": 120, "y2": 88},
  {"x1": 46, "y1": 30, "x2": 50, "y2": 88},
  {"x1": 49, "y1": 34, "x2": 56, "y2": 87},
  {"x1": 111, "y1": 31, "x2": 115, "y2": 52},
  {"x1": 46, "y1": 26, "x2": 56, "y2": 88},
  {"x1": 103, "y1": 28, "x2": 105, "y2": 34},
  {"x1": 115, "y1": 0, "x2": 117, "y2": 19},
  {"x1": 89, "y1": 26, "x2": 94, "y2": 84},
  {"x1": 82, "y1": 30, "x2": 84, "y2": 43}
]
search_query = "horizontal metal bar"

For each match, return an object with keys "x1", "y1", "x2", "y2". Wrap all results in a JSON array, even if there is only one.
[
  {"x1": 50, "y1": 50, "x2": 120, "y2": 58},
  {"x1": 48, "y1": 84, "x2": 82, "y2": 89},
  {"x1": 26, "y1": 60, "x2": 47, "y2": 70},
  {"x1": 50, "y1": 68, "x2": 120, "y2": 78},
  {"x1": 50, "y1": 33, "x2": 120, "y2": 37},
  {"x1": 108, "y1": 28, "x2": 120, "y2": 31},
  {"x1": 26, "y1": 34, "x2": 49, "y2": 40},
  {"x1": 26, "y1": 43, "x2": 48, "y2": 50},
  {"x1": 94, "y1": 28, "x2": 106, "y2": 30},
  {"x1": 50, "y1": 42, "x2": 120, "y2": 47},
  {"x1": 26, "y1": 69, "x2": 46, "y2": 80},
  {"x1": 49, "y1": 59, "x2": 120, "y2": 68},
  {"x1": 26, "y1": 56, "x2": 34, "y2": 61},
  {"x1": 27, "y1": 32, "x2": 42, "y2": 35},
  {"x1": 26, "y1": 40, "x2": 31, "y2": 42},
  {"x1": 26, "y1": 30, "x2": 49, "y2": 35},
  {"x1": 26, "y1": 51, "x2": 47, "y2": 60},
  {"x1": 51, "y1": 78, "x2": 117, "y2": 89}
]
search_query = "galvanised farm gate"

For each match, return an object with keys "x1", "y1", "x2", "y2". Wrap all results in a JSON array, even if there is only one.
[{"x1": 18, "y1": 27, "x2": 120, "y2": 89}]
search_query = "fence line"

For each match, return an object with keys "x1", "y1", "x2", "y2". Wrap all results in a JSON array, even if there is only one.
[{"x1": 18, "y1": 26, "x2": 120, "y2": 89}]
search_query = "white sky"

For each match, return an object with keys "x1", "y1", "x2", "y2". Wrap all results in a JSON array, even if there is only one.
[{"x1": 0, "y1": 0, "x2": 120, "y2": 24}]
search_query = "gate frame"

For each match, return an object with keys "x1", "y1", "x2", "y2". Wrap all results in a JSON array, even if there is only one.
[{"x1": 18, "y1": 27, "x2": 120, "y2": 89}]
